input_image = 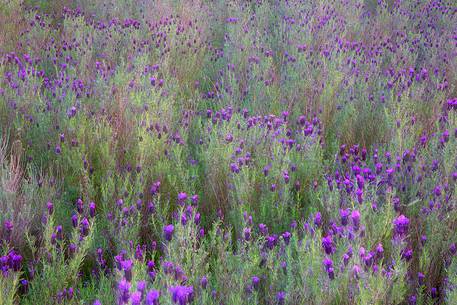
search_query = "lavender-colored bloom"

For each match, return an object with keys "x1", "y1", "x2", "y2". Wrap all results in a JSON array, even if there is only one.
[
  {"x1": 230, "y1": 163, "x2": 240, "y2": 173},
  {"x1": 376, "y1": 243, "x2": 384, "y2": 259},
  {"x1": 191, "y1": 195, "x2": 199, "y2": 205},
  {"x1": 418, "y1": 272, "x2": 425, "y2": 285},
  {"x1": 116, "y1": 199, "x2": 124, "y2": 208},
  {"x1": 266, "y1": 235, "x2": 278, "y2": 250},
  {"x1": 340, "y1": 209, "x2": 349, "y2": 226},
  {"x1": 137, "y1": 281, "x2": 146, "y2": 293},
  {"x1": 270, "y1": 183, "x2": 276, "y2": 192},
  {"x1": 243, "y1": 227, "x2": 251, "y2": 241},
  {"x1": 252, "y1": 276, "x2": 260, "y2": 289},
  {"x1": 351, "y1": 210, "x2": 360, "y2": 230},
  {"x1": 322, "y1": 235, "x2": 334, "y2": 255},
  {"x1": 150, "y1": 181, "x2": 161, "y2": 195},
  {"x1": 76, "y1": 198, "x2": 84, "y2": 214},
  {"x1": 20, "y1": 279, "x2": 28, "y2": 293},
  {"x1": 147, "y1": 260, "x2": 155, "y2": 272},
  {"x1": 401, "y1": 248, "x2": 413, "y2": 261},
  {"x1": 322, "y1": 257, "x2": 333, "y2": 274},
  {"x1": 80, "y1": 217, "x2": 89, "y2": 236},
  {"x1": 259, "y1": 223, "x2": 268, "y2": 236},
  {"x1": 169, "y1": 285, "x2": 193, "y2": 305},
  {"x1": 47, "y1": 201, "x2": 54, "y2": 215},
  {"x1": 67, "y1": 287, "x2": 74, "y2": 300},
  {"x1": 314, "y1": 212, "x2": 322, "y2": 227},
  {"x1": 431, "y1": 287, "x2": 438, "y2": 298},
  {"x1": 343, "y1": 253, "x2": 350, "y2": 266},
  {"x1": 282, "y1": 231, "x2": 291, "y2": 245},
  {"x1": 122, "y1": 259, "x2": 133, "y2": 282},
  {"x1": 225, "y1": 133, "x2": 233, "y2": 143},
  {"x1": 93, "y1": 300, "x2": 102, "y2": 305},
  {"x1": 118, "y1": 278, "x2": 130, "y2": 304},
  {"x1": 145, "y1": 290, "x2": 160, "y2": 305},
  {"x1": 421, "y1": 235, "x2": 427, "y2": 246},
  {"x1": 162, "y1": 261, "x2": 174, "y2": 275},
  {"x1": 131, "y1": 291, "x2": 142, "y2": 305},
  {"x1": 194, "y1": 213, "x2": 201, "y2": 225},
  {"x1": 89, "y1": 201, "x2": 96, "y2": 217},
  {"x1": 71, "y1": 214, "x2": 78, "y2": 228},
  {"x1": 177, "y1": 192, "x2": 188, "y2": 203},
  {"x1": 393, "y1": 215, "x2": 409, "y2": 236},
  {"x1": 200, "y1": 276, "x2": 208, "y2": 289},
  {"x1": 450, "y1": 243, "x2": 457, "y2": 255},
  {"x1": 352, "y1": 265, "x2": 362, "y2": 279},
  {"x1": 163, "y1": 224, "x2": 174, "y2": 241},
  {"x1": 276, "y1": 291, "x2": 286, "y2": 305},
  {"x1": 148, "y1": 270, "x2": 157, "y2": 281},
  {"x1": 181, "y1": 213, "x2": 187, "y2": 226}
]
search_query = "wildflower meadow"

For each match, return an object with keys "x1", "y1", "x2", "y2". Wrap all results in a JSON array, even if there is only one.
[{"x1": 0, "y1": 0, "x2": 456, "y2": 304}]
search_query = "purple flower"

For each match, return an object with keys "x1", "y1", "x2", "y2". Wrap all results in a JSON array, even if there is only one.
[
  {"x1": 322, "y1": 257, "x2": 334, "y2": 278},
  {"x1": 270, "y1": 183, "x2": 276, "y2": 192},
  {"x1": 376, "y1": 243, "x2": 384, "y2": 259},
  {"x1": 145, "y1": 290, "x2": 160, "y2": 305},
  {"x1": 351, "y1": 210, "x2": 361, "y2": 231},
  {"x1": 340, "y1": 209, "x2": 349, "y2": 226},
  {"x1": 267, "y1": 233, "x2": 279, "y2": 249},
  {"x1": 322, "y1": 235, "x2": 334, "y2": 255},
  {"x1": 89, "y1": 201, "x2": 96, "y2": 217},
  {"x1": 225, "y1": 133, "x2": 233, "y2": 143},
  {"x1": 131, "y1": 291, "x2": 142, "y2": 305},
  {"x1": 71, "y1": 214, "x2": 78, "y2": 228},
  {"x1": 150, "y1": 181, "x2": 161, "y2": 196},
  {"x1": 282, "y1": 231, "x2": 291, "y2": 245},
  {"x1": 421, "y1": 235, "x2": 427, "y2": 246},
  {"x1": 431, "y1": 287, "x2": 438, "y2": 298},
  {"x1": 418, "y1": 272, "x2": 425, "y2": 285},
  {"x1": 4, "y1": 220, "x2": 13, "y2": 238},
  {"x1": 191, "y1": 195, "x2": 199, "y2": 205},
  {"x1": 47, "y1": 201, "x2": 54, "y2": 215},
  {"x1": 147, "y1": 260, "x2": 155, "y2": 272},
  {"x1": 200, "y1": 276, "x2": 208, "y2": 289},
  {"x1": 169, "y1": 285, "x2": 193, "y2": 305},
  {"x1": 314, "y1": 212, "x2": 322, "y2": 227},
  {"x1": 117, "y1": 278, "x2": 130, "y2": 304},
  {"x1": 251, "y1": 276, "x2": 260, "y2": 289},
  {"x1": 352, "y1": 265, "x2": 362, "y2": 279},
  {"x1": 258, "y1": 223, "x2": 268, "y2": 236},
  {"x1": 80, "y1": 217, "x2": 90, "y2": 236},
  {"x1": 181, "y1": 213, "x2": 187, "y2": 226},
  {"x1": 243, "y1": 227, "x2": 251, "y2": 241},
  {"x1": 393, "y1": 215, "x2": 409, "y2": 236},
  {"x1": 122, "y1": 259, "x2": 133, "y2": 282},
  {"x1": 137, "y1": 280, "x2": 146, "y2": 294},
  {"x1": 276, "y1": 291, "x2": 286, "y2": 305},
  {"x1": 450, "y1": 243, "x2": 457, "y2": 255},
  {"x1": 163, "y1": 224, "x2": 174, "y2": 241},
  {"x1": 67, "y1": 106, "x2": 77, "y2": 118},
  {"x1": 401, "y1": 248, "x2": 413, "y2": 261},
  {"x1": 177, "y1": 192, "x2": 188, "y2": 203},
  {"x1": 230, "y1": 163, "x2": 240, "y2": 173}
]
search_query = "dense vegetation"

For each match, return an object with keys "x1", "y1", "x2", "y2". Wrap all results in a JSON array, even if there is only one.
[{"x1": 0, "y1": 0, "x2": 456, "y2": 304}]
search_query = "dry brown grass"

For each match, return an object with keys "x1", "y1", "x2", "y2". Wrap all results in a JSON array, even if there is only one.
[{"x1": 0, "y1": 0, "x2": 27, "y2": 55}]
